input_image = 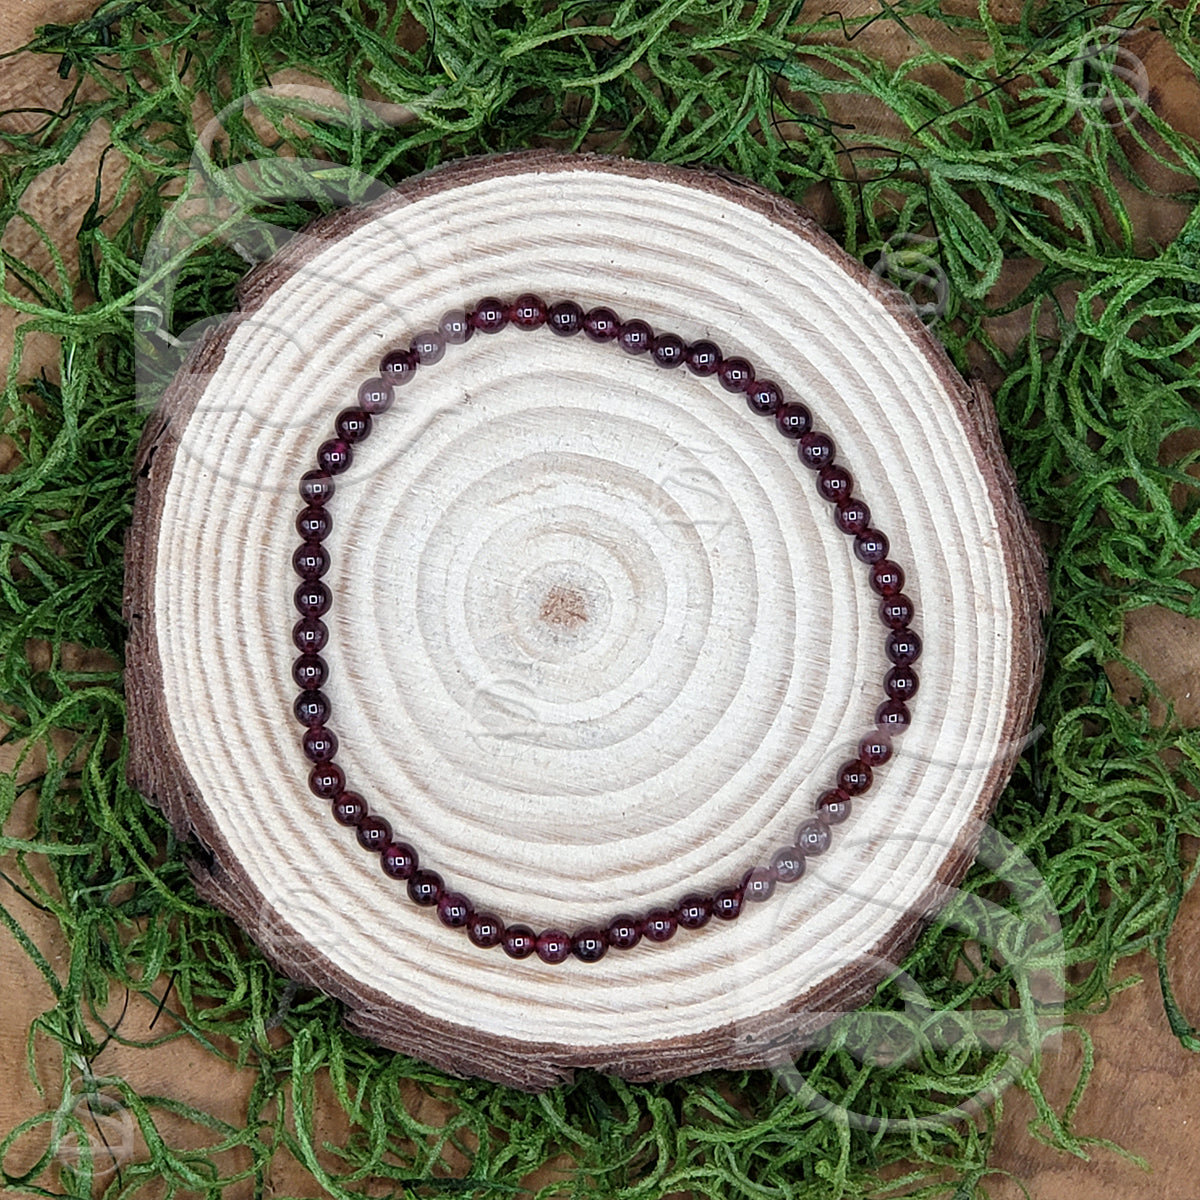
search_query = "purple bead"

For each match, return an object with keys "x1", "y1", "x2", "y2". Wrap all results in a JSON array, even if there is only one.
[
  {"x1": 502, "y1": 924, "x2": 537, "y2": 959},
  {"x1": 571, "y1": 929, "x2": 608, "y2": 962},
  {"x1": 771, "y1": 846, "x2": 806, "y2": 883},
  {"x1": 467, "y1": 912, "x2": 504, "y2": 948},
  {"x1": 356, "y1": 814, "x2": 391, "y2": 853},
  {"x1": 650, "y1": 332, "x2": 685, "y2": 368},
  {"x1": 535, "y1": 929, "x2": 572, "y2": 963},
  {"x1": 302, "y1": 725, "x2": 338, "y2": 763},
  {"x1": 410, "y1": 329, "x2": 446, "y2": 364},
  {"x1": 439, "y1": 310, "x2": 473, "y2": 345},
  {"x1": 885, "y1": 665, "x2": 919, "y2": 702},
  {"x1": 741, "y1": 867, "x2": 775, "y2": 903},
  {"x1": 796, "y1": 819, "x2": 832, "y2": 856},
  {"x1": 357, "y1": 377, "x2": 394, "y2": 415},
  {"x1": 675, "y1": 893, "x2": 712, "y2": 930},
  {"x1": 712, "y1": 886, "x2": 744, "y2": 920},
  {"x1": 332, "y1": 791, "x2": 367, "y2": 826},
  {"x1": 382, "y1": 840, "x2": 418, "y2": 879},
  {"x1": 299, "y1": 470, "x2": 334, "y2": 506},
  {"x1": 583, "y1": 306, "x2": 620, "y2": 341},
  {"x1": 308, "y1": 762, "x2": 344, "y2": 799},
  {"x1": 617, "y1": 319, "x2": 653, "y2": 355},
  {"x1": 875, "y1": 699, "x2": 912, "y2": 732},
  {"x1": 817, "y1": 466, "x2": 853, "y2": 504},
  {"x1": 606, "y1": 914, "x2": 642, "y2": 950},
  {"x1": 294, "y1": 581, "x2": 331, "y2": 618},
  {"x1": 835, "y1": 497, "x2": 871, "y2": 535},
  {"x1": 717, "y1": 356, "x2": 754, "y2": 393},
  {"x1": 547, "y1": 300, "x2": 584, "y2": 336},
  {"x1": 837, "y1": 758, "x2": 873, "y2": 796},
  {"x1": 880, "y1": 594, "x2": 916, "y2": 629},
  {"x1": 775, "y1": 402, "x2": 811, "y2": 439},
  {"x1": 870, "y1": 560, "x2": 906, "y2": 597},
  {"x1": 379, "y1": 348, "x2": 417, "y2": 387},
  {"x1": 684, "y1": 339, "x2": 721, "y2": 376},
  {"x1": 854, "y1": 529, "x2": 889, "y2": 564},
  {"x1": 316, "y1": 438, "x2": 352, "y2": 475},
  {"x1": 292, "y1": 653, "x2": 327, "y2": 690},
  {"x1": 407, "y1": 869, "x2": 443, "y2": 907},
  {"x1": 746, "y1": 379, "x2": 782, "y2": 416},
  {"x1": 887, "y1": 628, "x2": 922, "y2": 665},
  {"x1": 799, "y1": 431, "x2": 835, "y2": 470},
  {"x1": 292, "y1": 616, "x2": 328, "y2": 654},
  {"x1": 817, "y1": 789, "x2": 852, "y2": 824},
  {"x1": 437, "y1": 891, "x2": 473, "y2": 928},
  {"x1": 859, "y1": 730, "x2": 893, "y2": 766},
  {"x1": 469, "y1": 296, "x2": 508, "y2": 334},
  {"x1": 294, "y1": 690, "x2": 330, "y2": 727},
  {"x1": 292, "y1": 542, "x2": 329, "y2": 580},
  {"x1": 296, "y1": 505, "x2": 332, "y2": 541},
  {"x1": 640, "y1": 908, "x2": 677, "y2": 943},
  {"x1": 335, "y1": 408, "x2": 372, "y2": 443},
  {"x1": 509, "y1": 293, "x2": 547, "y2": 329}
]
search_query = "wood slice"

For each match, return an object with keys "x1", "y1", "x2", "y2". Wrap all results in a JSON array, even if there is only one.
[{"x1": 124, "y1": 150, "x2": 1048, "y2": 1091}]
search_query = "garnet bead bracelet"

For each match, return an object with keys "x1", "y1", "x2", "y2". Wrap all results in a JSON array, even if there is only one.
[{"x1": 292, "y1": 294, "x2": 921, "y2": 964}]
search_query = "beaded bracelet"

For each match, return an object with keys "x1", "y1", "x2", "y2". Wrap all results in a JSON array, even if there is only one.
[{"x1": 291, "y1": 294, "x2": 922, "y2": 965}]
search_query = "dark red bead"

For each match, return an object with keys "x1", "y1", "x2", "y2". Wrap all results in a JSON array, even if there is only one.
[
  {"x1": 837, "y1": 758, "x2": 873, "y2": 796},
  {"x1": 382, "y1": 840, "x2": 418, "y2": 879},
  {"x1": 536, "y1": 929, "x2": 572, "y2": 963},
  {"x1": 509, "y1": 292, "x2": 547, "y2": 329},
  {"x1": 685, "y1": 339, "x2": 721, "y2": 376},
  {"x1": 717, "y1": 356, "x2": 754, "y2": 393},
  {"x1": 547, "y1": 300, "x2": 584, "y2": 336},
  {"x1": 294, "y1": 690, "x2": 330, "y2": 727},
  {"x1": 606, "y1": 914, "x2": 642, "y2": 950},
  {"x1": 302, "y1": 725, "x2": 338, "y2": 762},
  {"x1": 796, "y1": 819, "x2": 832, "y2": 856},
  {"x1": 335, "y1": 408, "x2": 372, "y2": 443},
  {"x1": 437, "y1": 891, "x2": 473, "y2": 928},
  {"x1": 439, "y1": 310, "x2": 473, "y2": 344},
  {"x1": 771, "y1": 845, "x2": 806, "y2": 883},
  {"x1": 712, "y1": 886, "x2": 744, "y2": 920},
  {"x1": 583, "y1": 306, "x2": 620, "y2": 341},
  {"x1": 854, "y1": 529, "x2": 889, "y2": 564},
  {"x1": 817, "y1": 788, "x2": 852, "y2": 824},
  {"x1": 775, "y1": 402, "x2": 812, "y2": 439},
  {"x1": 467, "y1": 911, "x2": 504, "y2": 948},
  {"x1": 316, "y1": 438, "x2": 352, "y2": 475},
  {"x1": 357, "y1": 377, "x2": 394, "y2": 415},
  {"x1": 746, "y1": 379, "x2": 782, "y2": 415},
  {"x1": 870, "y1": 560, "x2": 906, "y2": 596},
  {"x1": 880, "y1": 594, "x2": 916, "y2": 629},
  {"x1": 410, "y1": 329, "x2": 446, "y2": 364},
  {"x1": 835, "y1": 497, "x2": 871, "y2": 535},
  {"x1": 887, "y1": 628, "x2": 922, "y2": 665},
  {"x1": 292, "y1": 616, "x2": 328, "y2": 654},
  {"x1": 379, "y1": 347, "x2": 417, "y2": 386},
  {"x1": 292, "y1": 653, "x2": 327, "y2": 690},
  {"x1": 640, "y1": 908, "x2": 677, "y2": 943},
  {"x1": 571, "y1": 928, "x2": 608, "y2": 962},
  {"x1": 356, "y1": 814, "x2": 391, "y2": 853},
  {"x1": 294, "y1": 581, "x2": 331, "y2": 618},
  {"x1": 675, "y1": 893, "x2": 712, "y2": 930},
  {"x1": 296, "y1": 505, "x2": 332, "y2": 541},
  {"x1": 885, "y1": 665, "x2": 919, "y2": 702},
  {"x1": 741, "y1": 867, "x2": 775, "y2": 903},
  {"x1": 650, "y1": 332, "x2": 685, "y2": 368},
  {"x1": 292, "y1": 542, "x2": 329, "y2": 580},
  {"x1": 875, "y1": 699, "x2": 912, "y2": 732},
  {"x1": 469, "y1": 296, "x2": 507, "y2": 334},
  {"x1": 332, "y1": 791, "x2": 367, "y2": 826},
  {"x1": 308, "y1": 762, "x2": 344, "y2": 799},
  {"x1": 299, "y1": 470, "x2": 334, "y2": 506},
  {"x1": 617, "y1": 319, "x2": 653, "y2": 355},
  {"x1": 502, "y1": 924, "x2": 537, "y2": 959},
  {"x1": 817, "y1": 466, "x2": 853, "y2": 503},
  {"x1": 407, "y1": 869, "x2": 443, "y2": 907},
  {"x1": 859, "y1": 730, "x2": 893, "y2": 766},
  {"x1": 799, "y1": 430, "x2": 835, "y2": 470}
]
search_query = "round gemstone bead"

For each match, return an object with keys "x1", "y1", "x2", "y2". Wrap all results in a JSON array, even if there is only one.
[
  {"x1": 335, "y1": 408, "x2": 372, "y2": 443},
  {"x1": 837, "y1": 758, "x2": 873, "y2": 796},
  {"x1": 357, "y1": 377, "x2": 394, "y2": 415},
  {"x1": 410, "y1": 329, "x2": 446, "y2": 364},
  {"x1": 650, "y1": 332, "x2": 685, "y2": 368},
  {"x1": 299, "y1": 470, "x2": 334, "y2": 506},
  {"x1": 379, "y1": 348, "x2": 417, "y2": 386},
  {"x1": 439, "y1": 310, "x2": 473, "y2": 344},
  {"x1": 302, "y1": 725, "x2": 338, "y2": 763},
  {"x1": 469, "y1": 297, "x2": 508, "y2": 334},
  {"x1": 502, "y1": 924, "x2": 537, "y2": 959},
  {"x1": 292, "y1": 542, "x2": 329, "y2": 581},
  {"x1": 617, "y1": 319, "x2": 653, "y2": 355},
  {"x1": 796, "y1": 819, "x2": 832, "y2": 856},
  {"x1": 509, "y1": 293, "x2": 547, "y2": 329},
  {"x1": 294, "y1": 581, "x2": 331, "y2": 619},
  {"x1": 296, "y1": 505, "x2": 332, "y2": 541},
  {"x1": 547, "y1": 300, "x2": 584, "y2": 336},
  {"x1": 407, "y1": 870, "x2": 443, "y2": 907},
  {"x1": 717, "y1": 356, "x2": 754, "y2": 392},
  {"x1": 308, "y1": 762, "x2": 344, "y2": 799},
  {"x1": 741, "y1": 867, "x2": 775, "y2": 903},
  {"x1": 835, "y1": 497, "x2": 871, "y2": 535},
  {"x1": 859, "y1": 730, "x2": 893, "y2": 766},
  {"x1": 799, "y1": 431, "x2": 835, "y2": 470},
  {"x1": 571, "y1": 928, "x2": 608, "y2": 962},
  {"x1": 684, "y1": 339, "x2": 721, "y2": 376},
  {"x1": 294, "y1": 690, "x2": 330, "y2": 727},
  {"x1": 875, "y1": 699, "x2": 912, "y2": 732},
  {"x1": 817, "y1": 788, "x2": 852, "y2": 824},
  {"x1": 880, "y1": 594, "x2": 916, "y2": 629},
  {"x1": 356, "y1": 814, "x2": 391, "y2": 853},
  {"x1": 316, "y1": 439, "x2": 352, "y2": 475},
  {"x1": 775, "y1": 402, "x2": 812, "y2": 439},
  {"x1": 817, "y1": 466, "x2": 853, "y2": 504},
  {"x1": 746, "y1": 379, "x2": 782, "y2": 415},
  {"x1": 885, "y1": 665, "x2": 919, "y2": 702},
  {"x1": 292, "y1": 653, "x2": 327, "y2": 690},
  {"x1": 771, "y1": 845, "x2": 806, "y2": 883},
  {"x1": 437, "y1": 891, "x2": 473, "y2": 928},
  {"x1": 292, "y1": 616, "x2": 328, "y2": 654},
  {"x1": 535, "y1": 929, "x2": 572, "y2": 963},
  {"x1": 854, "y1": 529, "x2": 889, "y2": 565},
  {"x1": 583, "y1": 306, "x2": 620, "y2": 341},
  {"x1": 675, "y1": 893, "x2": 712, "y2": 930},
  {"x1": 467, "y1": 911, "x2": 504, "y2": 948},
  {"x1": 606, "y1": 915, "x2": 642, "y2": 951},
  {"x1": 870, "y1": 560, "x2": 906, "y2": 596},
  {"x1": 640, "y1": 909, "x2": 677, "y2": 943},
  {"x1": 382, "y1": 840, "x2": 418, "y2": 879},
  {"x1": 332, "y1": 791, "x2": 367, "y2": 826},
  {"x1": 887, "y1": 628, "x2": 922, "y2": 665},
  {"x1": 712, "y1": 886, "x2": 744, "y2": 920}
]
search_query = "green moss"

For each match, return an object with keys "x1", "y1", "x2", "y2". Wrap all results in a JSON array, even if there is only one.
[{"x1": 2, "y1": 1, "x2": 1199, "y2": 1197}]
